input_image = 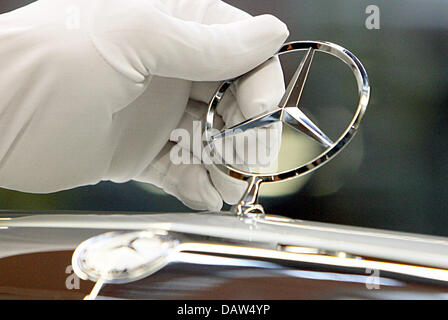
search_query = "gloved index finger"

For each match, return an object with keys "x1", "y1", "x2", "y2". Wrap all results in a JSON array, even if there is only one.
[
  {"x1": 234, "y1": 56, "x2": 286, "y2": 119},
  {"x1": 189, "y1": 56, "x2": 286, "y2": 119}
]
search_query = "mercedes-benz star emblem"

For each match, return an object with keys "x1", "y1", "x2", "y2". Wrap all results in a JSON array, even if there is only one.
[{"x1": 204, "y1": 41, "x2": 370, "y2": 217}]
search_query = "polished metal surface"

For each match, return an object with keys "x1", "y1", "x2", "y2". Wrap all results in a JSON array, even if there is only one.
[
  {"x1": 2, "y1": 211, "x2": 448, "y2": 299},
  {"x1": 204, "y1": 41, "x2": 370, "y2": 216},
  {"x1": 6, "y1": 212, "x2": 448, "y2": 270},
  {"x1": 72, "y1": 230, "x2": 178, "y2": 285}
]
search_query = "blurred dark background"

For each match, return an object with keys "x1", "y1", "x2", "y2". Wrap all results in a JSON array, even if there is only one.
[{"x1": 0, "y1": 0, "x2": 447, "y2": 236}]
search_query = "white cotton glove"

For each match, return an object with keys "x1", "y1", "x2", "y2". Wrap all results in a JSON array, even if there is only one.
[{"x1": 0, "y1": 0, "x2": 288, "y2": 211}]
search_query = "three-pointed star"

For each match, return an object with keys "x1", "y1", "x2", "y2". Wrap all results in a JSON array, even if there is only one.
[{"x1": 211, "y1": 47, "x2": 334, "y2": 148}]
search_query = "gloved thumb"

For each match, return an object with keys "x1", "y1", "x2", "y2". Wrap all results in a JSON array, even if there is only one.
[{"x1": 92, "y1": 3, "x2": 289, "y2": 82}]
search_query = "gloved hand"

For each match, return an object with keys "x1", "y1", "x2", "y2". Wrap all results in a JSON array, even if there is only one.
[{"x1": 0, "y1": 0, "x2": 288, "y2": 211}]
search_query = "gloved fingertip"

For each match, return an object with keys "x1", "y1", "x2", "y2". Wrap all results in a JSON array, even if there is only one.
[
  {"x1": 203, "y1": 187, "x2": 223, "y2": 212},
  {"x1": 235, "y1": 56, "x2": 285, "y2": 119},
  {"x1": 207, "y1": 164, "x2": 248, "y2": 205},
  {"x1": 207, "y1": 201, "x2": 223, "y2": 213},
  {"x1": 250, "y1": 99, "x2": 273, "y2": 116},
  {"x1": 255, "y1": 14, "x2": 290, "y2": 44}
]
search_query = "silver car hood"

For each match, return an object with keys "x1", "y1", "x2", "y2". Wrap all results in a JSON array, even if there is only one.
[{"x1": 1, "y1": 211, "x2": 448, "y2": 271}]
